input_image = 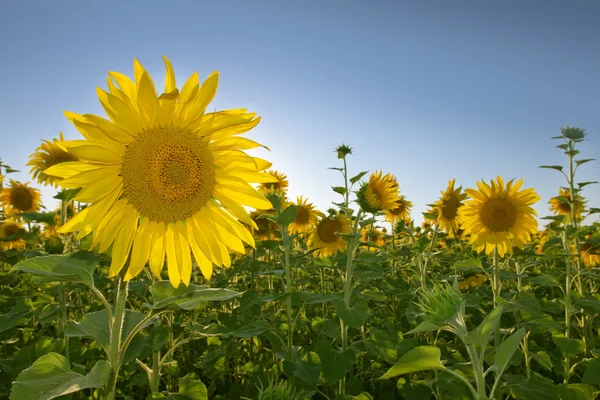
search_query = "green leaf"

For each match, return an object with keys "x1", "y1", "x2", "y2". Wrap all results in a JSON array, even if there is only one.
[
  {"x1": 4, "y1": 166, "x2": 20, "y2": 173},
  {"x1": 231, "y1": 321, "x2": 269, "y2": 338},
  {"x1": 11, "y1": 251, "x2": 102, "y2": 288},
  {"x1": 315, "y1": 340, "x2": 356, "y2": 384},
  {"x1": 526, "y1": 274, "x2": 560, "y2": 287},
  {"x1": 332, "y1": 186, "x2": 348, "y2": 195},
  {"x1": 0, "y1": 298, "x2": 33, "y2": 334},
  {"x1": 9, "y1": 353, "x2": 110, "y2": 400},
  {"x1": 277, "y1": 205, "x2": 297, "y2": 226},
  {"x1": 406, "y1": 320, "x2": 441, "y2": 335},
  {"x1": 16, "y1": 212, "x2": 57, "y2": 226},
  {"x1": 509, "y1": 373, "x2": 559, "y2": 400},
  {"x1": 464, "y1": 304, "x2": 503, "y2": 349},
  {"x1": 531, "y1": 351, "x2": 553, "y2": 371},
  {"x1": 380, "y1": 346, "x2": 445, "y2": 379},
  {"x1": 334, "y1": 300, "x2": 369, "y2": 329},
  {"x1": 53, "y1": 188, "x2": 81, "y2": 202},
  {"x1": 149, "y1": 281, "x2": 241, "y2": 310},
  {"x1": 552, "y1": 334, "x2": 584, "y2": 357},
  {"x1": 65, "y1": 310, "x2": 146, "y2": 354},
  {"x1": 349, "y1": 171, "x2": 368, "y2": 184},
  {"x1": 283, "y1": 351, "x2": 321, "y2": 387},
  {"x1": 577, "y1": 181, "x2": 598, "y2": 189},
  {"x1": 167, "y1": 377, "x2": 208, "y2": 400},
  {"x1": 540, "y1": 165, "x2": 564, "y2": 172},
  {"x1": 575, "y1": 159, "x2": 595, "y2": 167},
  {"x1": 311, "y1": 317, "x2": 341, "y2": 339},
  {"x1": 558, "y1": 384, "x2": 598, "y2": 400},
  {"x1": 494, "y1": 328, "x2": 525, "y2": 374},
  {"x1": 582, "y1": 358, "x2": 600, "y2": 386},
  {"x1": 453, "y1": 258, "x2": 483, "y2": 272}
]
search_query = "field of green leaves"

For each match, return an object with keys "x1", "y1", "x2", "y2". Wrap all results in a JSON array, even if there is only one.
[{"x1": 0, "y1": 59, "x2": 599, "y2": 400}]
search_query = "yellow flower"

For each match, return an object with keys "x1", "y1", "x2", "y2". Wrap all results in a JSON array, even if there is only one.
[
  {"x1": 0, "y1": 219, "x2": 27, "y2": 250},
  {"x1": 433, "y1": 179, "x2": 467, "y2": 238},
  {"x1": 287, "y1": 196, "x2": 323, "y2": 235},
  {"x1": 0, "y1": 180, "x2": 42, "y2": 217},
  {"x1": 44, "y1": 56, "x2": 273, "y2": 287},
  {"x1": 580, "y1": 242, "x2": 600, "y2": 267},
  {"x1": 249, "y1": 209, "x2": 279, "y2": 240},
  {"x1": 384, "y1": 195, "x2": 413, "y2": 224},
  {"x1": 360, "y1": 225, "x2": 385, "y2": 251},
  {"x1": 27, "y1": 133, "x2": 80, "y2": 187},
  {"x1": 460, "y1": 176, "x2": 540, "y2": 257},
  {"x1": 258, "y1": 170, "x2": 288, "y2": 196},
  {"x1": 534, "y1": 230, "x2": 549, "y2": 254},
  {"x1": 308, "y1": 213, "x2": 352, "y2": 257},
  {"x1": 458, "y1": 274, "x2": 487, "y2": 291},
  {"x1": 548, "y1": 188, "x2": 586, "y2": 219},
  {"x1": 357, "y1": 170, "x2": 400, "y2": 214}
]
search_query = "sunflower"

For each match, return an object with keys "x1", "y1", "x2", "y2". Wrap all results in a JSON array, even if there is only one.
[
  {"x1": 249, "y1": 209, "x2": 279, "y2": 240},
  {"x1": 28, "y1": 132, "x2": 80, "y2": 187},
  {"x1": 458, "y1": 274, "x2": 487, "y2": 291},
  {"x1": 459, "y1": 176, "x2": 539, "y2": 257},
  {"x1": 357, "y1": 171, "x2": 400, "y2": 214},
  {"x1": 0, "y1": 180, "x2": 42, "y2": 217},
  {"x1": 287, "y1": 196, "x2": 323, "y2": 235},
  {"x1": 433, "y1": 179, "x2": 467, "y2": 237},
  {"x1": 579, "y1": 242, "x2": 600, "y2": 267},
  {"x1": 258, "y1": 170, "x2": 288, "y2": 196},
  {"x1": 548, "y1": 188, "x2": 586, "y2": 219},
  {"x1": 360, "y1": 225, "x2": 385, "y2": 251},
  {"x1": 0, "y1": 219, "x2": 27, "y2": 250},
  {"x1": 384, "y1": 196, "x2": 412, "y2": 224},
  {"x1": 44, "y1": 56, "x2": 274, "y2": 287},
  {"x1": 534, "y1": 230, "x2": 549, "y2": 254},
  {"x1": 308, "y1": 213, "x2": 352, "y2": 257}
]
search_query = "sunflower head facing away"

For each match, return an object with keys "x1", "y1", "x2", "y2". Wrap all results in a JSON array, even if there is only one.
[
  {"x1": 459, "y1": 176, "x2": 540, "y2": 257},
  {"x1": 287, "y1": 196, "x2": 323, "y2": 235},
  {"x1": 548, "y1": 188, "x2": 586, "y2": 219},
  {"x1": 360, "y1": 225, "x2": 385, "y2": 251},
  {"x1": 0, "y1": 180, "x2": 42, "y2": 217},
  {"x1": 249, "y1": 209, "x2": 279, "y2": 240},
  {"x1": 44, "y1": 56, "x2": 273, "y2": 287},
  {"x1": 580, "y1": 242, "x2": 600, "y2": 267},
  {"x1": 433, "y1": 179, "x2": 468, "y2": 237},
  {"x1": 28, "y1": 132, "x2": 80, "y2": 187},
  {"x1": 0, "y1": 218, "x2": 26, "y2": 250},
  {"x1": 258, "y1": 170, "x2": 288, "y2": 196},
  {"x1": 357, "y1": 171, "x2": 400, "y2": 214},
  {"x1": 307, "y1": 213, "x2": 352, "y2": 257}
]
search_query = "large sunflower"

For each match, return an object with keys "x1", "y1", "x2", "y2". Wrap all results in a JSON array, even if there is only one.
[
  {"x1": 258, "y1": 170, "x2": 288, "y2": 195},
  {"x1": 288, "y1": 196, "x2": 322, "y2": 235},
  {"x1": 459, "y1": 176, "x2": 539, "y2": 257},
  {"x1": 28, "y1": 132, "x2": 80, "y2": 187},
  {"x1": 433, "y1": 179, "x2": 467, "y2": 237},
  {"x1": 357, "y1": 171, "x2": 400, "y2": 214},
  {"x1": 384, "y1": 195, "x2": 412, "y2": 224},
  {"x1": 44, "y1": 57, "x2": 275, "y2": 287},
  {"x1": 308, "y1": 213, "x2": 352, "y2": 257},
  {"x1": 0, "y1": 219, "x2": 27, "y2": 250},
  {"x1": 0, "y1": 180, "x2": 42, "y2": 217},
  {"x1": 548, "y1": 188, "x2": 586, "y2": 219}
]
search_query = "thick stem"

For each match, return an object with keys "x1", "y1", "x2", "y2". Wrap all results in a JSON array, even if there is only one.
[
  {"x1": 105, "y1": 278, "x2": 129, "y2": 400},
  {"x1": 58, "y1": 282, "x2": 69, "y2": 363},
  {"x1": 465, "y1": 343, "x2": 486, "y2": 399},
  {"x1": 150, "y1": 350, "x2": 161, "y2": 393},
  {"x1": 492, "y1": 248, "x2": 501, "y2": 346},
  {"x1": 281, "y1": 225, "x2": 295, "y2": 361}
]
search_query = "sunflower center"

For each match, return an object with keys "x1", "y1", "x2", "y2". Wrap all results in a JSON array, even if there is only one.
[
  {"x1": 121, "y1": 126, "x2": 216, "y2": 223},
  {"x1": 4, "y1": 224, "x2": 19, "y2": 236},
  {"x1": 295, "y1": 206, "x2": 309, "y2": 224},
  {"x1": 480, "y1": 198, "x2": 517, "y2": 232},
  {"x1": 10, "y1": 188, "x2": 34, "y2": 211},
  {"x1": 441, "y1": 194, "x2": 460, "y2": 220},
  {"x1": 318, "y1": 218, "x2": 342, "y2": 243}
]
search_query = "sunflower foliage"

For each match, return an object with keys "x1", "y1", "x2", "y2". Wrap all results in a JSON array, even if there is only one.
[{"x1": 0, "y1": 61, "x2": 600, "y2": 400}]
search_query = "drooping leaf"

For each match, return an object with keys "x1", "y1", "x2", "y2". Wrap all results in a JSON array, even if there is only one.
[
  {"x1": 552, "y1": 334, "x2": 584, "y2": 358},
  {"x1": 283, "y1": 351, "x2": 321, "y2": 387},
  {"x1": 16, "y1": 212, "x2": 57, "y2": 226},
  {"x1": 315, "y1": 340, "x2": 356, "y2": 384},
  {"x1": 380, "y1": 346, "x2": 446, "y2": 379},
  {"x1": 10, "y1": 352, "x2": 110, "y2": 400},
  {"x1": 277, "y1": 205, "x2": 297, "y2": 226},
  {"x1": 166, "y1": 377, "x2": 208, "y2": 400},
  {"x1": 494, "y1": 328, "x2": 525, "y2": 374},
  {"x1": 0, "y1": 298, "x2": 33, "y2": 334},
  {"x1": 464, "y1": 304, "x2": 503, "y2": 349},
  {"x1": 349, "y1": 171, "x2": 368, "y2": 184},
  {"x1": 149, "y1": 281, "x2": 241, "y2": 310},
  {"x1": 334, "y1": 300, "x2": 369, "y2": 329}
]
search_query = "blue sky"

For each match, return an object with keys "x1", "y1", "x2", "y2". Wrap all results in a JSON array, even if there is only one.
[{"x1": 1, "y1": 1, "x2": 599, "y2": 225}]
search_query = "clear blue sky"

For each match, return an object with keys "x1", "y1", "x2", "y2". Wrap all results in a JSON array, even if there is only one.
[{"x1": 1, "y1": 1, "x2": 599, "y2": 225}]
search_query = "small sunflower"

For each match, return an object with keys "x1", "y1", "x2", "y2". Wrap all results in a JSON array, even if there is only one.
[
  {"x1": 0, "y1": 180, "x2": 42, "y2": 217},
  {"x1": 580, "y1": 242, "x2": 600, "y2": 267},
  {"x1": 308, "y1": 213, "x2": 352, "y2": 257},
  {"x1": 360, "y1": 225, "x2": 385, "y2": 251},
  {"x1": 549, "y1": 188, "x2": 586, "y2": 219},
  {"x1": 249, "y1": 209, "x2": 279, "y2": 240},
  {"x1": 459, "y1": 176, "x2": 540, "y2": 257},
  {"x1": 385, "y1": 195, "x2": 413, "y2": 224},
  {"x1": 44, "y1": 56, "x2": 274, "y2": 287},
  {"x1": 458, "y1": 274, "x2": 487, "y2": 291},
  {"x1": 357, "y1": 170, "x2": 400, "y2": 214},
  {"x1": 534, "y1": 230, "x2": 549, "y2": 254},
  {"x1": 287, "y1": 196, "x2": 323, "y2": 235},
  {"x1": 28, "y1": 133, "x2": 80, "y2": 187},
  {"x1": 433, "y1": 179, "x2": 467, "y2": 237},
  {"x1": 0, "y1": 219, "x2": 27, "y2": 250},
  {"x1": 258, "y1": 170, "x2": 288, "y2": 195}
]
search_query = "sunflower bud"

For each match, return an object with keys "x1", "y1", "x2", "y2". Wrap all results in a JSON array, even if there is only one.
[
  {"x1": 335, "y1": 144, "x2": 353, "y2": 159},
  {"x1": 44, "y1": 234, "x2": 64, "y2": 254},
  {"x1": 257, "y1": 379, "x2": 301, "y2": 400},
  {"x1": 417, "y1": 283, "x2": 463, "y2": 327}
]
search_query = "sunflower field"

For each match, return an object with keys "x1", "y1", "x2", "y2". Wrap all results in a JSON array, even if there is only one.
[{"x1": 0, "y1": 58, "x2": 599, "y2": 400}]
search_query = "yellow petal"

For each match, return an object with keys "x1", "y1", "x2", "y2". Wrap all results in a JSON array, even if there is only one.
[
  {"x1": 125, "y1": 218, "x2": 153, "y2": 280},
  {"x1": 163, "y1": 55, "x2": 177, "y2": 93},
  {"x1": 108, "y1": 206, "x2": 139, "y2": 278},
  {"x1": 165, "y1": 224, "x2": 181, "y2": 287},
  {"x1": 149, "y1": 221, "x2": 166, "y2": 279}
]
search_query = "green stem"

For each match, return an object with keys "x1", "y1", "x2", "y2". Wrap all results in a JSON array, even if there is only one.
[
  {"x1": 281, "y1": 224, "x2": 295, "y2": 361},
  {"x1": 421, "y1": 225, "x2": 439, "y2": 289},
  {"x1": 150, "y1": 349, "x2": 161, "y2": 393},
  {"x1": 105, "y1": 278, "x2": 129, "y2": 400},
  {"x1": 58, "y1": 282, "x2": 69, "y2": 363},
  {"x1": 465, "y1": 343, "x2": 486, "y2": 399},
  {"x1": 444, "y1": 369, "x2": 479, "y2": 400}
]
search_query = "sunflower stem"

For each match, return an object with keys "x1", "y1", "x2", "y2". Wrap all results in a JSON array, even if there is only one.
[
  {"x1": 105, "y1": 278, "x2": 129, "y2": 400},
  {"x1": 281, "y1": 223, "x2": 295, "y2": 361},
  {"x1": 492, "y1": 247, "x2": 502, "y2": 346}
]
